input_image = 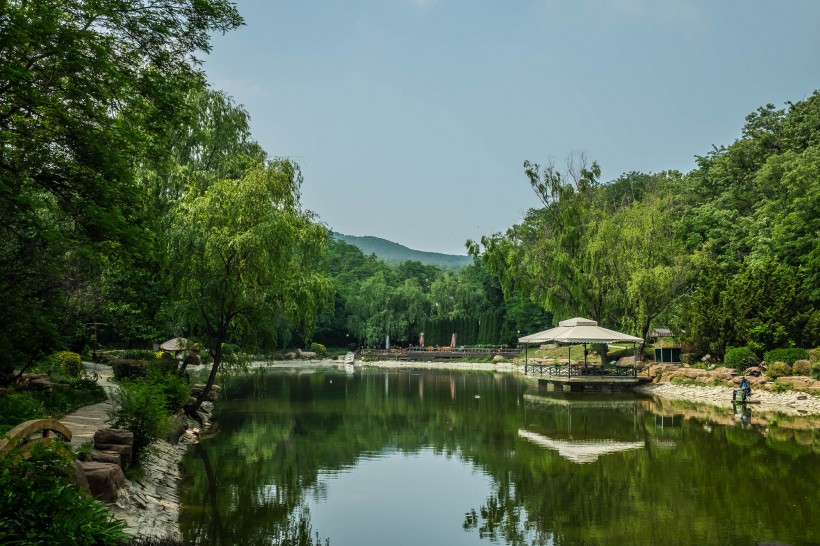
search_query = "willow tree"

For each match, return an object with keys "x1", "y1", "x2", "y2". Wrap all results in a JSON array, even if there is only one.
[
  {"x1": 166, "y1": 160, "x2": 331, "y2": 415},
  {"x1": 473, "y1": 156, "x2": 623, "y2": 362},
  {"x1": 610, "y1": 183, "x2": 691, "y2": 357}
]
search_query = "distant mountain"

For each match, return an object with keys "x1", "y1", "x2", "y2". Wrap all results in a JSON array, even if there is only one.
[{"x1": 332, "y1": 232, "x2": 473, "y2": 269}]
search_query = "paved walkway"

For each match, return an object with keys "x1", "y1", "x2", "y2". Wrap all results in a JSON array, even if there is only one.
[{"x1": 62, "y1": 361, "x2": 118, "y2": 447}]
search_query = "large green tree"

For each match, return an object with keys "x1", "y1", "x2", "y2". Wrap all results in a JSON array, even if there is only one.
[
  {"x1": 166, "y1": 160, "x2": 331, "y2": 414},
  {"x1": 0, "y1": 0, "x2": 242, "y2": 379}
]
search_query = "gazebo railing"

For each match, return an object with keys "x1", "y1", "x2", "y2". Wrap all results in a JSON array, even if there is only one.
[{"x1": 526, "y1": 363, "x2": 636, "y2": 378}]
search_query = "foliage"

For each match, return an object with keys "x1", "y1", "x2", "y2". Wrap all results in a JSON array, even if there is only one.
[
  {"x1": 769, "y1": 380, "x2": 792, "y2": 393},
  {"x1": 120, "y1": 350, "x2": 159, "y2": 361},
  {"x1": 763, "y1": 348, "x2": 809, "y2": 365},
  {"x1": 0, "y1": 392, "x2": 46, "y2": 435},
  {"x1": 0, "y1": 445, "x2": 128, "y2": 544},
  {"x1": 165, "y1": 159, "x2": 331, "y2": 413},
  {"x1": 145, "y1": 368, "x2": 190, "y2": 414},
  {"x1": 723, "y1": 347, "x2": 759, "y2": 371},
  {"x1": 766, "y1": 361, "x2": 792, "y2": 380},
  {"x1": 812, "y1": 361, "x2": 820, "y2": 380},
  {"x1": 308, "y1": 343, "x2": 327, "y2": 357},
  {"x1": 0, "y1": 378, "x2": 105, "y2": 436},
  {"x1": 791, "y1": 359, "x2": 812, "y2": 376},
  {"x1": 54, "y1": 351, "x2": 83, "y2": 378},
  {"x1": 0, "y1": 0, "x2": 243, "y2": 382},
  {"x1": 111, "y1": 359, "x2": 149, "y2": 380},
  {"x1": 109, "y1": 381, "x2": 173, "y2": 463},
  {"x1": 222, "y1": 344, "x2": 241, "y2": 355}
]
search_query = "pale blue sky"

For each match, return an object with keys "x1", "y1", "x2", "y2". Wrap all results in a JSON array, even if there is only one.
[{"x1": 204, "y1": 0, "x2": 820, "y2": 255}]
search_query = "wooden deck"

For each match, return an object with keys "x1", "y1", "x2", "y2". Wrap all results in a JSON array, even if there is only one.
[{"x1": 525, "y1": 363, "x2": 651, "y2": 392}]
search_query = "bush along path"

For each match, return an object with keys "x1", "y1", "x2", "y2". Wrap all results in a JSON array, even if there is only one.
[{"x1": 60, "y1": 361, "x2": 212, "y2": 542}]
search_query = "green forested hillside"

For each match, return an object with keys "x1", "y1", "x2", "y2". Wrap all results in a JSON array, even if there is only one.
[
  {"x1": 332, "y1": 232, "x2": 473, "y2": 269},
  {"x1": 469, "y1": 92, "x2": 820, "y2": 359}
]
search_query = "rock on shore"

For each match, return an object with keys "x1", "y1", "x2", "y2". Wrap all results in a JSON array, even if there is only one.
[{"x1": 111, "y1": 439, "x2": 190, "y2": 541}]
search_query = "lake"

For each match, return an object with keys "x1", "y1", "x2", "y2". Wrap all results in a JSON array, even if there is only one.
[{"x1": 178, "y1": 369, "x2": 820, "y2": 545}]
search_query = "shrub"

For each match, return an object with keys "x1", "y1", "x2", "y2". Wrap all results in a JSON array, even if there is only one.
[
  {"x1": 222, "y1": 343, "x2": 241, "y2": 355},
  {"x1": 770, "y1": 380, "x2": 791, "y2": 393},
  {"x1": 309, "y1": 342, "x2": 327, "y2": 357},
  {"x1": 809, "y1": 348, "x2": 820, "y2": 363},
  {"x1": 792, "y1": 359, "x2": 812, "y2": 376},
  {"x1": 812, "y1": 361, "x2": 820, "y2": 381},
  {"x1": 0, "y1": 391, "x2": 45, "y2": 435},
  {"x1": 111, "y1": 359, "x2": 148, "y2": 380},
  {"x1": 723, "y1": 347, "x2": 759, "y2": 371},
  {"x1": 145, "y1": 368, "x2": 189, "y2": 413},
  {"x1": 766, "y1": 361, "x2": 791, "y2": 379},
  {"x1": 763, "y1": 348, "x2": 809, "y2": 366},
  {"x1": 120, "y1": 349, "x2": 158, "y2": 361},
  {"x1": 54, "y1": 351, "x2": 82, "y2": 378},
  {"x1": 109, "y1": 381, "x2": 172, "y2": 463},
  {"x1": 0, "y1": 445, "x2": 128, "y2": 544}
]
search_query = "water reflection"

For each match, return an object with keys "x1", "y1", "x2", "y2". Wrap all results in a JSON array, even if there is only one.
[{"x1": 179, "y1": 369, "x2": 820, "y2": 546}]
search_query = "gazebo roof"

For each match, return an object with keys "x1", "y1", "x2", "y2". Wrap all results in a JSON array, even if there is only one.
[
  {"x1": 518, "y1": 317, "x2": 642, "y2": 345},
  {"x1": 159, "y1": 337, "x2": 187, "y2": 352}
]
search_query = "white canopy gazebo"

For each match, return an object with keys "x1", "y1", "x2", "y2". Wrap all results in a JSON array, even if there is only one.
[{"x1": 518, "y1": 317, "x2": 642, "y2": 375}]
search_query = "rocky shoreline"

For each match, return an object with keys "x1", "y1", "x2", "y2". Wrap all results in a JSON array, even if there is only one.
[
  {"x1": 634, "y1": 382, "x2": 820, "y2": 416},
  {"x1": 112, "y1": 439, "x2": 189, "y2": 541},
  {"x1": 111, "y1": 411, "x2": 208, "y2": 541}
]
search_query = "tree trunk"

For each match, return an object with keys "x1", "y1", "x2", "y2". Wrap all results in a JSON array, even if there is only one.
[
  {"x1": 637, "y1": 322, "x2": 651, "y2": 362},
  {"x1": 598, "y1": 343, "x2": 608, "y2": 365},
  {"x1": 186, "y1": 345, "x2": 222, "y2": 419}
]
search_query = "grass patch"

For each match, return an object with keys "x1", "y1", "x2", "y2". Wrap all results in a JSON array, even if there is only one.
[{"x1": 670, "y1": 377, "x2": 726, "y2": 388}]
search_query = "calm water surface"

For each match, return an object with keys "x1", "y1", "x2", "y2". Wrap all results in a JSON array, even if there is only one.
[{"x1": 178, "y1": 369, "x2": 820, "y2": 545}]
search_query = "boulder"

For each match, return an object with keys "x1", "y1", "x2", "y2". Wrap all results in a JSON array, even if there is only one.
[
  {"x1": 776, "y1": 376, "x2": 817, "y2": 390},
  {"x1": 183, "y1": 352, "x2": 201, "y2": 367},
  {"x1": 749, "y1": 376, "x2": 768, "y2": 388},
  {"x1": 493, "y1": 355, "x2": 505, "y2": 363},
  {"x1": 675, "y1": 367, "x2": 705, "y2": 380},
  {"x1": 94, "y1": 443, "x2": 132, "y2": 470},
  {"x1": 28, "y1": 378, "x2": 53, "y2": 391},
  {"x1": 79, "y1": 461, "x2": 125, "y2": 501},
  {"x1": 94, "y1": 428, "x2": 134, "y2": 446},
  {"x1": 744, "y1": 366, "x2": 763, "y2": 377},
  {"x1": 298, "y1": 351, "x2": 317, "y2": 359},
  {"x1": 71, "y1": 460, "x2": 90, "y2": 490},
  {"x1": 90, "y1": 449, "x2": 122, "y2": 466},
  {"x1": 285, "y1": 352, "x2": 296, "y2": 359},
  {"x1": 712, "y1": 367, "x2": 738, "y2": 382}
]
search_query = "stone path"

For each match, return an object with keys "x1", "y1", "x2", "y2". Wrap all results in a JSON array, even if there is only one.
[
  {"x1": 62, "y1": 361, "x2": 118, "y2": 447},
  {"x1": 59, "y1": 360, "x2": 193, "y2": 540}
]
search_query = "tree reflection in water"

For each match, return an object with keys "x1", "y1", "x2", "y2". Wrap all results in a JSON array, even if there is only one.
[{"x1": 178, "y1": 370, "x2": 820, "y2": 546}]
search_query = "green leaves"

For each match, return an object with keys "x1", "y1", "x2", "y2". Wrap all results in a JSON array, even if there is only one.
[{"x1": 166, "y1": 159, "x2": 331, "y2": 356}]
